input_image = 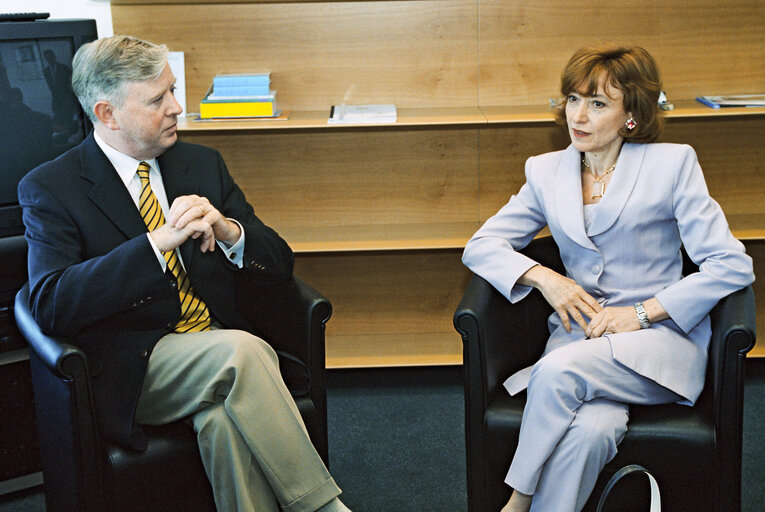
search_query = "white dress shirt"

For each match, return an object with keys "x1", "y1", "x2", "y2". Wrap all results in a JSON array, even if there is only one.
[{"x1": 93, "y1": 131, "x2": 245, "y2": 270}]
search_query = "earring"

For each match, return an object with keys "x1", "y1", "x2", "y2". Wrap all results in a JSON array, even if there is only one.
[{"x1": 625, "y1": 117, "x2": 637, "y2": 130}]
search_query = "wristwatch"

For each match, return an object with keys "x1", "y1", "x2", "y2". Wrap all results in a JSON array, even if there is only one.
[{"x1": 634, "y1": 302, "x2": 651, "y2": 329}]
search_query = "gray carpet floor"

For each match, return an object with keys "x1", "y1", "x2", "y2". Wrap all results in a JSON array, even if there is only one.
[{"x1": 1, "y1": 361, "x2": 763, "y2": 511}]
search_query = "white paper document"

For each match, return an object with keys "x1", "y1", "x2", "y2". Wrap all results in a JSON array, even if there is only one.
[{"x1": 328, "y1": 104, "x2": 397, "y2": 124}]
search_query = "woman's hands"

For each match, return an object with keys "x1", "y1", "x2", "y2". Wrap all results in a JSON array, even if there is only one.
[
  {"x1": 519, "y1": 265, "x2": 668, "y2": 337},
  {"x1": 584, "y1": 306, "x2": 640, "y2": 338},
  {"x1": 519, "y1": 265, "x2": 602, "y2": 333}
]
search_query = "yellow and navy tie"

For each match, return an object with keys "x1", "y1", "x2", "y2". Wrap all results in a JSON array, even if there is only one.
[{"x1": 137, "y1": 161, "x2": 212, "y2": 332}]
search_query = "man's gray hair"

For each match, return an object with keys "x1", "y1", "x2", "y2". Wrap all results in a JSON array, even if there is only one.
[{"x1": 72, "y1": 35, "x2": 169, "y2": 123}]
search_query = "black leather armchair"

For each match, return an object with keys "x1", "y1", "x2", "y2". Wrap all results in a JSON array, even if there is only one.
[
  {"x1": 15, "y1": 272, "x2": 332, "y2": 512},
  {"x1": 454, "y1": 236, "x2": 756, "y2": 512}
]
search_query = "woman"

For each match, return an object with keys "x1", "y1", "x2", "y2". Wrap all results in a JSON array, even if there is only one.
[{"x1": 461, "y1": 44, "x2": 755, "y2": 512}]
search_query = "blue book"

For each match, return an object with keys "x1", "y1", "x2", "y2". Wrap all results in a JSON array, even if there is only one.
[
  {"x1": 209, "y1": 85, "x2": 273, "y2": 99},
  {"x1": 696, "y1": 94, "x2": 765, "y2": 108},
  {"x1": 213, "y1": 73, "x2": 270, "y2": 88}
]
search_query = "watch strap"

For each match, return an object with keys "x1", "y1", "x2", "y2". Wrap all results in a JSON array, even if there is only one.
[{"x1": 634, "y1": 302, "x2": 651, "y2": 329}]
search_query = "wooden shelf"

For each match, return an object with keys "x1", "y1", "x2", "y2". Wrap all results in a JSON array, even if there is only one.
[
  {"x1": 280, "y1": 222, "x2": 763, "y2": 255},
  {"x1": 281, "y1": 222, "x2": 479, "y2": 253},
  {"x1": 483, "y1": 100, "x2": 765, "y2": 123},
  {"x1": 663, "y1": 99, "x2": 765, "y2": 119},
  {"x1": 727, "y1": 214, "x2": 765, "y2": 241},
  {"x1": 281, "y1": 225, "x2": 556, "y2": 254},
  {"x1": 178, "y1": 102, "x2": 765, "y2": 133},
  {"x1": 116, "y1": 0, "x2": 765, "y2": 365},
  {"x1": 178, "y1": 107, "x2": 485, "y2": 131}
]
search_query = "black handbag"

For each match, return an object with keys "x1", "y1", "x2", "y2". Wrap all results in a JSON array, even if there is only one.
[{"x1": 596, "y1": 464, "x2": 661, "y2": 512}]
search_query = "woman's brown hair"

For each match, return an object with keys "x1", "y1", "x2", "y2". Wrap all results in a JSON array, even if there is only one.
[{"x1": 552, "y1": 44, "x2": 664, "y2": 143}]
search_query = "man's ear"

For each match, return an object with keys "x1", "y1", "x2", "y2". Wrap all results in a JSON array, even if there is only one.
[{"x1": 93, "y1": 100, "x2": 118, "y2": 129}]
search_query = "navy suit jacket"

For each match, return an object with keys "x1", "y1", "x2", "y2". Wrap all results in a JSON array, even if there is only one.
[{"x1": 18, "y1": 132, "x2": 294, "y2": 448}]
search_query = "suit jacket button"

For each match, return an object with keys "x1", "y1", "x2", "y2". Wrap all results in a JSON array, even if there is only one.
[{"x1": 141, "y1": 349, "x2": 149, "y2": 359}]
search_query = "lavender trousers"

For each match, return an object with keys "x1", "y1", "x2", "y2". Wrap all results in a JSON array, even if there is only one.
[{"x1": 505, "y1": 337, "x2": 681, "y2": 512}]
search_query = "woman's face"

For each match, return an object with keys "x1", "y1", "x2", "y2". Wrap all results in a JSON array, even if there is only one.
[{"x1": 565, "y1": 75, "x2": 631, "y2": 156}]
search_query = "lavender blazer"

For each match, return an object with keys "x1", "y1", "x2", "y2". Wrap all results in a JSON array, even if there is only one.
[{"x1": 462, "y1": 142, "x2": 754, "y2": 405}]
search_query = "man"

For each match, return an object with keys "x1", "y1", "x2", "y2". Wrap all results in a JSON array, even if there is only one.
[
  {"x1": 42, "y1": 49, "x2": 77, "y2": 131},
  {"x1": 19, "y1": 35, "x2": 350, "y2": 512}
]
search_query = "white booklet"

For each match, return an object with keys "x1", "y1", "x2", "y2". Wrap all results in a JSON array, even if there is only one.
[{"x1": 328, "y1": 104, "x2": 397, "y2": 124}]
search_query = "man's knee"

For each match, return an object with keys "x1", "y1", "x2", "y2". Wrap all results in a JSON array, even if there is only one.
[
  {"x1": 208, "y1": 330, "x2": 280, "y2": 370},
  {"x1": 194, "y1": 402, "x2": 235, "y2": 442}
]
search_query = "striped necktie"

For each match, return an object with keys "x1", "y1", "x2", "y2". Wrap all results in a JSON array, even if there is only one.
[{"x1": 136, "y1": 162, "x2": 212, "y2": 332}]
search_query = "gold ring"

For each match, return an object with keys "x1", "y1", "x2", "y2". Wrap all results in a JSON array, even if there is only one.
[{"x1": 199, "y1": 205, "x2": 205, "y2": 215}]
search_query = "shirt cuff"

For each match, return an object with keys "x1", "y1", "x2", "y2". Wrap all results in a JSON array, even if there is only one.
[
  {"x1": 146, "y1": 233, "x2": 167, "y2": 272},
  {"x1": 218, "y1": 218, "x2": 245, "y2": 268}
]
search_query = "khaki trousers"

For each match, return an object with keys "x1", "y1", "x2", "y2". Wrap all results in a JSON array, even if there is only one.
[{"x1": 134, "y1": 328, "x2": 341, "y2": 512}]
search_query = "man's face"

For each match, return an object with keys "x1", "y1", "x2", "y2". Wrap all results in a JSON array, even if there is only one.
[{"x1": 109, "y1": 63, "x2": 183, "y2": 160}]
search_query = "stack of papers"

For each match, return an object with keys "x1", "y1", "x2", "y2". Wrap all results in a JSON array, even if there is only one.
[
  {"x1": 696, "y1": 94, "x2": 765, "y2": 108},
  {"x1": 328, "y1": 104, "x2": 397, "y2": 124}
]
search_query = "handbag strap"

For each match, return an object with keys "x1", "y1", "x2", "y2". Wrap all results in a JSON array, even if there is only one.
[{"x1": 596, "y1": 464, "x2": 661, "y2": 512}]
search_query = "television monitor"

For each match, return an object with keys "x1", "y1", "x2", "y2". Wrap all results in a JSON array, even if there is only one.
[{"x1": 0, "y1": 18, "x2": 97, "y2": 236}]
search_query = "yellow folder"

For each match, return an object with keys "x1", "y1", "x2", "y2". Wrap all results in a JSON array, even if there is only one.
[{"x1": 199, "y1": 99, "x2": 277, "y2": 119}]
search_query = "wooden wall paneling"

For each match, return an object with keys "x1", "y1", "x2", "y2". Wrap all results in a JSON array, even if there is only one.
[
  {"x1": 478, "y1": 0, "x2": 765, "y2": 106},
  {"x1": 661, "y1": 116, "x2": 765, "y2": 237},
  {"x1": 112, "y1": 1, "x2": 479, "y2": 111},
  {"x1": 112, "y1": 0, "x2": 765, "y2": 362},
  {"x1": 478, "y1": 122, "x2": 569, "y2": 221},
  {"x1": 178, "y1": 127, "x2": 480, "y2": 249},
  {"x1": 294, "y1": 250, "x2": 471, "y2": 367}
]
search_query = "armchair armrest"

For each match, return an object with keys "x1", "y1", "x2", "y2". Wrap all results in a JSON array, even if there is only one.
[
  {"x1": 14, "y1": 283, "x2": 102, "y2": 512},
  {"x1": 707, "y1": 285, "x2": 756, "y2": 409},
  {"x1": 705, "y1": 284, "x2": 756, "y2": 507},
  {"x1": 454, "y1": 236, "x2": 563, "y2": 405},
  {"x1": 455, "y1": 274, "x2": 551, "y2": 406},
  {"x1": 235, "y1": 275, "x2": 331, "y2": 395},
  {"x1": 14, "y1": 284, "x2": 89, "y2": 379}
]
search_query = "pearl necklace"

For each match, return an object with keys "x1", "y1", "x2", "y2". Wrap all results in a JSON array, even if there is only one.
[{"x1": 582, "y1": 158, "x2": 616, "y2": 199}]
